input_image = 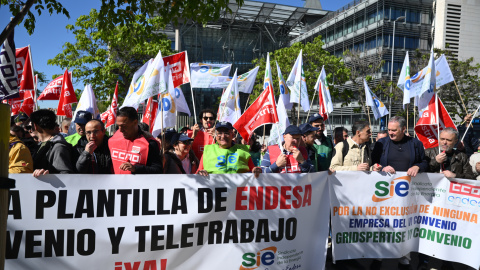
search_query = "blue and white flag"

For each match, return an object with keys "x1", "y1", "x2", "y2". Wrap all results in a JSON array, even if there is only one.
[
  {"x1": 209, "y1": 66, "x2": 259, "y2": 94},
  {"x1": 397, "y1": 52, "x2": 413, "y2": 109},
  {"x1": 74, "y1": 84, "x2": 100, "y2": 119},
  {"x1": 364, "y1": 79, "x2": 388, "y2": 120},
  {"x1": 287, "y1": 50, "x2": 310, "y2": 112},
  {"x1": 268, "y1": 96, "x2": 290, "y2": 146},
  {"x1": 190, "y1": 63, "x2": 231, "y2": 88},
  {"x1": 0, "y1": 29, "x2": 18, "y2": 100},
  {"x1": 121, "y1": 59, "x2": 152, "y2": 109}
]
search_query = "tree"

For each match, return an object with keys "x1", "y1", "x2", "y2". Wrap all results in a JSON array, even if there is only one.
[
  {"x1": 97, "y1": 0, "x2": 244, "y2": 34},
  {"x1": 250, "y1": 36, "x2": 350, "y2": 123},
  {"x1": 0, "y1": 0, "x2": 70, "y2": 45},
  {"x1": 48, "y1": 9, "x2": 174, "y2": 106}
]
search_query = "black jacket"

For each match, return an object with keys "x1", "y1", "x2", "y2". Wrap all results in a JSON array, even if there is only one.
[
  {"x1": 371, "y1": 136, "x2": 428, "y2": 173},
  {"x1": 32, "y1": 135, "x2": 76, "y2": 174},
  {"x1": 425, "y1": 148, "x2": 475, "y2": 179},
  {"x1": 75, "y1": 136, "x2": 113, "y2": 174}
]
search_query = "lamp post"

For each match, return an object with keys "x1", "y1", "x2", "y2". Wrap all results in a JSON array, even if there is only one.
[{"x1": 389, "y1": 15, "x2": 406, "y2": 118}]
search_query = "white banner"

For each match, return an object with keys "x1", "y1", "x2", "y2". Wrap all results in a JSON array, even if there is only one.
[
  {"x1": 6, "y1": 173, "x2": 330, "y2": 270},
  {"x1": 190, "y1": 63, "x2": 231, "y2": 88},
  {"x1": 330, "y1": 172, "x2": 480, "y2": 269}
]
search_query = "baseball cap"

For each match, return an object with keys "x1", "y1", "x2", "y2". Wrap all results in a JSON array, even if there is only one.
[
  {"x1": 308, "y1": 113, "x2": 324, "y2": 124},
  {"x1": 215, "y1": 121, "x2": 233, "y2": 130},
  {"x1": 171, "y1": 133, "x2": 194, "y2": 145},
  {"x1": 74, "y1": 111, "x2": 93, "y2": 125},
  {"x1": 283, "y1": 125, "x2": 302, "y2": 135},
  {"x1": 299, "y1": 123, "x2": 319, "y2": 134}
]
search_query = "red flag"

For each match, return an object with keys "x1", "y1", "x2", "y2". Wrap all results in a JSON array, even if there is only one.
[
  {"x1": 318, "y1": 82, "x2": 328, "y2": 121},
  {"x1": 163, "y1": 51, "x2": 190, "y2": 88},
  {"x1": 101, "y1": 108, "x2": 111, "y2": 123},
  {"x1": 415, "y1": 95, "x2": 456, "y2": 149},
  {"x1": 9, "y1": 99, "x2": 22, "y2": 116},
  {"x1": 15, "y1": 47, "x2": 35, "y2": 93},
  {"x1": 142, "y1": 97, "x2": 158, "y2": 133},
  {"x1": 20, "y1": 90, "x2": 35, "y2": 116},
  {"x1": 57, "y1": 69, "x2": 77, "y2": 117},
  {"x1": 233, "y1": 85, "x2": 279, "y2": 142},
  {"x1": 38, "y1": 74, "x2": 69, "y2": 100},
  {"x1": 105, "y1": 82, "x2": 119, "y2": 128}
]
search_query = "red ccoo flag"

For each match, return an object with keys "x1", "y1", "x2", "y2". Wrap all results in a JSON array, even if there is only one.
[
  {"x1": 233, "y1": 85, "x2": 279, "y2": 142},
  {"x1": 142, "y1": 96, "x2": 158, "y2": 133},
  {"x1": 415, "y1": 95, "x2": 456, "y2": 149},
  {"x1": 318, "y1": 81, "x2": 328, "y2": 121},
  {"x1": 57, "y1": 69, "x2": 77, "y2": 117},
  {"x1": 38, "y1": 74, "x2": 70, "y2": 100},
  {"x1": 105, "y1": 82, "x2": 119, "y2": 128},
  {"x1": 20, "y1": 90, "x2": 35, "y2": 116}
]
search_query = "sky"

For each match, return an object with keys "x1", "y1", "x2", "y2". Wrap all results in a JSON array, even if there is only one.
[{"x1": 0, "y1": 0, "x2": 351, "y2": 108}]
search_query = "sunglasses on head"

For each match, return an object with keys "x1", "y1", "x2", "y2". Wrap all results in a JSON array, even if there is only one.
[{"x1": 203, "y1": 117, "x2": 215, "y2": 121}]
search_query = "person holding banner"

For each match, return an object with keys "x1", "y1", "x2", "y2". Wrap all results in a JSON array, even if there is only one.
[
  {"x1": 189, "y1": 109, "x2": 216, "y2": 160},
  {"x1": 30, "y1": 109, "x2": 76, "y2": 176},
  {"x1": 196, "y1": 121, "x2": 260, "y2": 176},
  {"x1": 372, "y1": 116, "x2": 428, "y2": 177},
  {"x1": 329, "y1": 121, "x2": 381, "y2": 172},
  {"x1": 261, "y1": 125, "x2": 313, "y2": 173},
  {"x1": 109, "y1": 107, "x2": 163, "y2": 174},
  {"x1": 308, "y1": 113, "x2": 334, "y2": 171},
  {"x1": 76, "y1": 119, "x2": 113, "y2": 174},
  {"x1": 299, "y1": 123, "x2": 326, "y2": 172},
  {"x1": 424, "y1": 127, "x2": 475, "y2": 179},
  {"x1": 166, "y1": 132, "x2": 199, "y2": 174}
]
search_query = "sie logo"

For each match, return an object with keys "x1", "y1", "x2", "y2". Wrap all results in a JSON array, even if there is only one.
[
  {"x1": 372, "y1": 176, "x2": 411, "y2": 202},
  {"x1": 240, "y1": 246, "x2": 277, "y2": 270}
]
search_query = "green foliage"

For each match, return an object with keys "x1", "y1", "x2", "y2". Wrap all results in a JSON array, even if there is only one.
[
  {"x1": 48, "y1": 9, "x2": 174, "y2": 107},
  {"x1": 250, "y1": 36, "x2": 350, "y2": 116},
  {"x1": 97, "y1": 0, "x2": 244, "y2": 38},
  {"x1": 2, "y1": 0, "x2": 70, "y2": 35}
]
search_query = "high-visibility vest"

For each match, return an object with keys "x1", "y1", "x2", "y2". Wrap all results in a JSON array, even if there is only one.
[
  {"x1": 109, "y1": 130, "x2": 150, "y2": 174},
  {"x1": 202, "y1": 144, "x2": 251, "y2": 174}
]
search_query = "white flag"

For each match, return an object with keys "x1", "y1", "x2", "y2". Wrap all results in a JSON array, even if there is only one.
[
  {"x1": 218, "y1": 69, "x2": 241, "y2": 124},
  {"x1": 398, "y1": 52, "x2": 413, "y2": 109},
  {"x1": 73, "y1": 84, "x2": 100, "y2": 120},
  {"x1": 190, "y1": 63, "x2": 231, "y2": 88},
  {"x1": 319, "y1": 66, "x2": 333, "y2": 113},
  {"x1": 166, "y1": 66, "x2": 191, "y2": 116},
  {"x1": 364, "y1": 79, "x2": 389, "y2": 120},
  {"x1": 287, "y1": 50, "x2": 309, "y2": 111},
  {"x1": 121, "y1": 60, "x2": 151, "y2": 109},
  {"x1": 268, "y1": 96, "x2": 290, "y2": 146},
  {"x1": 411, "y1": 54, "x2": 452, "y2": 98},
  {"x1": 208, "y1": 66, "x2": 259, "y2": 94},
  {"x1": 276, "y1": 61, "x2": 292, "y2": 110},
  {"x1": 417, "y1": 50, "x2": 436, "y2": 114}
]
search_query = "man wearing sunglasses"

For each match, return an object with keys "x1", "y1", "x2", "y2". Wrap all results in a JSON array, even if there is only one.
[
  {"x1": 76, "y1": 119, "x2": 113, "y2": 174},
  {"x1": 197, "y1": 121, "x2": 261, "y2": 177},
  {"x1": 188, "y1": 109, "x2": 217, "y2": 160}
]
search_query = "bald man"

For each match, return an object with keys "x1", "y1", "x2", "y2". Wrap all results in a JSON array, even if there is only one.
[{"x1": 76, "y1": 119, "x2": 113, "y2": 174}]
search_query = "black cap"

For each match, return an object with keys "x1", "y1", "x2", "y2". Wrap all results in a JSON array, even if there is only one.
[
  {"x1": 283, "y1": 125, "x2": 302, "y2": 135},
  {"x1": 299, "y1": 123, "x2": 319, "y2": 134},
  {"x1": 308, "y1": 113, "x2": 323, "y2": 124},
  {"x1": 171, "y1": 133, "x2": 193, "y2": 145},
  {"x1": 74, "y1": 111, "x2": 93, "y2": 125},
  {"x1": 215, "y1": 121, "x2": 233, "y2": 130},
  {"x1": 18, "y1": 113, "x2": 28, "y2": 121}
]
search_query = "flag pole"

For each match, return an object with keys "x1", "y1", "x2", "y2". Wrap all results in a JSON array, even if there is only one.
[
  {"x1": 306, "y1": 93, "x2": 315, "y2": 120},
  {"x1": 297, "y1": 96, "x2": 301, "y2": 125},
  {"x1": 366, "y1": 105, "x2": 374, "y2": 143},
  {"x1": 453, "y1": 79, "x2": 468, "y2": 115},
  {"x1": 406, "y1": 103, "x2": 409, "y2": 135},
  {"x1": 413, "y1": 101, "x2": 417, "y2": 138},
  {"x1": 244, "y1": 94, "x2": 251, "y2": 112},
  {"x1": 460, "y1": 104, "x2": 480, "y2": 142},
  {"x1": 189, "y1": 84, "x2": 197, "y2": 125}
]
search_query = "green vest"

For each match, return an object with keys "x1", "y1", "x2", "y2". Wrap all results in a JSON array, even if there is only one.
[
  {"x1": 65, "y1": 133, "x2": 82, "y2": 146},
  {"x1": 313, "y1": 136, "x2": 333, "y2": 171},
  {"x1": 203, "y1": 144, "x2": 251, "y2": 174}
]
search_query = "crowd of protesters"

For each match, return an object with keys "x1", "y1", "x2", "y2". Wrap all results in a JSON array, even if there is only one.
[
  {"x1": 9, "y1": 107, "x2": 480, "y2": 182},
  {"x1": 8, "y1": 107, "x2": 480, "y2": 269}
]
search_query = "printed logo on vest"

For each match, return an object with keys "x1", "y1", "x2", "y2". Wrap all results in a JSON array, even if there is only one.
[{"x1": 111, "y1": 148, "x2": 141, "y2": 163}]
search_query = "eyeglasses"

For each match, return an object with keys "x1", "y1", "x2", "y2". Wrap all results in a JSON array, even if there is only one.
[
  {"x1": 86, "y1": 130, "x2": 100, "y2": 136},
  {"x1": 203, "y1": 117, "x2": 215, "y2": 121}
]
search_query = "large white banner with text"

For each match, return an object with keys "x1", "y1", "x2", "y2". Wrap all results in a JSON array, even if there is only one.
[
  {"x1": 6, "y1": 173, "x2": 330, "y2": 270},
  {"x1": 330, "y1": 172, "x2": 480, "y2": 269}
]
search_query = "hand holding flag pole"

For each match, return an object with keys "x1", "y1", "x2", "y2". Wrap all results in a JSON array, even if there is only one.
[{"x1": 460, "y1": 104, "x2": 480, "y2": 143}]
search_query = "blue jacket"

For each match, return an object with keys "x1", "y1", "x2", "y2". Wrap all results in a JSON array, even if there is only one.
[{"x1": 371, "y1": 136, "x2": 428, "y2": 172}]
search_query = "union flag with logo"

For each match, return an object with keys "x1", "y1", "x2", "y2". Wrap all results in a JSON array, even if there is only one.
[
  {"x1": 414, "y1": 95, "x2": 456, "y2": 149},
  {"x1": 57, "y1": 69, "x2": 77, "y2": 117}
]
